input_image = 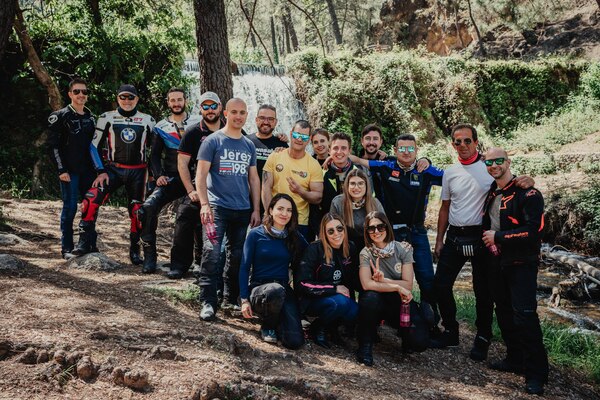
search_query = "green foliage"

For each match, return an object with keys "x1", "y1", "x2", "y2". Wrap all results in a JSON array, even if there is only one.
[
  {"x1": 0, "y1": 0, "x2": 196, "y2": 198},
  {"x1": 146, "y1": 285, "x2": 200, "y2": 306},
  {"x1": 581, "y1": 63, "x2": 600, "y2": 102}
]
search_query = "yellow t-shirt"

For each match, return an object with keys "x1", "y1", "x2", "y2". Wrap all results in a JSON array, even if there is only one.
[{"x1": 263, "y1": 150, "x2": 323, "y2": 225}]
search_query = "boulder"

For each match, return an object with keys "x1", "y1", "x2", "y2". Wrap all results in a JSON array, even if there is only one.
[
  {"x1": 0, "y1": 254, "x2": 25, "y2": 271},
  {"x1": 68, "y1": 252, "x2": 123, "y2": 272}
]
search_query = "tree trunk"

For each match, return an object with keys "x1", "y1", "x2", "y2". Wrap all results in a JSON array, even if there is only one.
[
  {"x1": 14, "y1": 0, "x2": 63, "y2": 195},
  {"x1": 325, "y1": 0, "x2": 342, "y2": 45},
  {"x1": 466, "y1": 0, "x2": 485, "y2": 55},
  {"x1": 282, "y1": 4, "x2": 299, "y2": 51},
  {"x1": 270, "y1": 16, "x2": 279, "y2": 64},
  {"x1": 0, "y1": 0, "x2": 16, "y2": 62},
  {"x1": 243, "y1": 4, "x2": 257, "y2": 49},
  {"x1": 193, "y1": 0, "x2": 233, "y2": 102},
  {"x1": 86, "y1": 0, "x2": 102, "y2": 27},
  {"x1": 282, "y1": 16, "x2": 291, "y2": 54}
]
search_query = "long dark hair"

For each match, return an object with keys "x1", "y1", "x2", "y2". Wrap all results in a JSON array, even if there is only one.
[{"x1": 263, "y1": 193, "x2": 300, "y2": 257}]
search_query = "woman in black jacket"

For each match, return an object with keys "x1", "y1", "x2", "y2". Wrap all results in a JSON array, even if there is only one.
[{"x1": 297, "y1": 213, "x2": 359, "y2": 348}]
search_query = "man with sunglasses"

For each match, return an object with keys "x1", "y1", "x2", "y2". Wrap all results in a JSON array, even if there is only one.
[
  {"x1": 168, "y1": 91, "x2": 226, "y2": 279},
  {"x1": 72, "y1": 84, "x2": 155, "y2": 265},
  {"x1": 136, "y1": 87, "x2": 202, "y2": 273},
  {"x1": 47, "y1": 78, "x2": 97, "y2": 259},
  {"x1": 481, "y1": 147, "x2": 548, "y2": 395},
  {"x1": 262, "y1": 120, "x2": 324, "y2": 239},
  {"x1": 349, "y1": 134, "x2": 442, "y2": 328},
  {"x1": 431, "y1": 124, "x2": 533, "y2": 361}
]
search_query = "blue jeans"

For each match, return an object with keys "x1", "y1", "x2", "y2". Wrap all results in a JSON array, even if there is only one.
[
  {"x1": 59, "y1": 171, "x2": 94, "y2": 252},
  {"x1": 303, "y1": 294, "x2": 358, "y2": 326},
  {"x1": 198, "y1": 206, "x2": 251, "y2": 308},
  {"x1": 393, "y1": 226, "x2": 437, "y2": 318}
]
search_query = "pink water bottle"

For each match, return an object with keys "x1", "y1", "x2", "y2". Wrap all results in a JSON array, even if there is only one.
[
  {"x1": 206, "y1": 222, "x2": 217, "y2": 245},
  {"x1": 488, "y1": 244, "x2": 500, "y2": 256},
  {"x1": 399, "y1": 302, "x2": 411, "y2": 327}
]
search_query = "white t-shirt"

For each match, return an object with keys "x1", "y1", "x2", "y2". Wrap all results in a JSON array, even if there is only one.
[{"x1": 441, "y1": 160, "x2": 493, "y2": 227}]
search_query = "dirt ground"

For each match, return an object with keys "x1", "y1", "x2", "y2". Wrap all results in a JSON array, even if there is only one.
[{"x1": 0, "y1": 198, "x2": 599, "y2": 400}]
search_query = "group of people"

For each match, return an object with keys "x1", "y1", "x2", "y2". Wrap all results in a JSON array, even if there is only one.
[{"x1": 48, "y1": 78, "x2": 549, "y2": 395}]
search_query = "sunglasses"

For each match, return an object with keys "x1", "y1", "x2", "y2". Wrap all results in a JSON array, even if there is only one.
[
  {"x1": 367, "y1": 223, "x2": 387, "y2": 234},
  {"x1": 257, "y1": 116, "x2": 276, "y2": 122},
  {"x1": 201, "y1": 103, "x2": 219, "y2": 111},
  {"x1": 326, "y1": 225, "x2": 344, "y2": 235},
  {"x1": 118, "y1": 94, "x2": 136, "y2": 101},
  {"x1": 71, "y1": 89, "x2": 89, "y2": 95},
  {"x1": 292, "y1": 131, "x2": 310, "y2": 142},
  {"x1": 397, "y1": 145, "x2": 415, "y2": 153},
  {"x1": 484, "y1": 157, "x2": 506, "y2": 166},
  {"x1": 453, "y1": 138, "x2": 473, "y2": 146}
]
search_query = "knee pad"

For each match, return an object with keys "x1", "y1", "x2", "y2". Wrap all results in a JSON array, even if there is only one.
[
  {"x1": 129, "y1": 200, "x2": 143, "y2": 233},
  {"x1": 81, "y1": 187, "x2": 105, "y2": 222}
]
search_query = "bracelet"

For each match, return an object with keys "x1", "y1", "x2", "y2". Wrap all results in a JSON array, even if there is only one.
[{"x1": 241, "y1": 299, "x2": 250, "y2": 304}]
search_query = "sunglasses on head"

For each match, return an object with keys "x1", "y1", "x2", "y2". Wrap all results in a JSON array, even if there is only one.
[
  {"x1": 118, "y1": 94, "x2": 136, "y2": 101},
  {"x1": 292, "y1": 131, "x2": 310, "y2": 142},
  {"x1": 484, "y1": 157, "x2": 506, "y2": 166},
  {"x1": 367, "y1": 223, "x2": 387, "y2": 234},
  {"x1": 453, "y1": 138, "x2": 473, "y2": 146},
  {"x1": 326, "y1": 225, "x2": 344, "y2": 235},
  {"x1": 397, "y1": 145, "x2": 415, "y2": 153},
  {"x1": 71, "y1": 89, "x2": 89, "y2": 95},
  {"x1": 201, "y1": 103, "x2": 219, "y2": 111}
]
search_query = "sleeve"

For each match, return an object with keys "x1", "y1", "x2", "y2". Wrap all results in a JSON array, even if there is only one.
[
  {"x1": 495, "y1": 190, "x2": 545, "y2": 246},
  {"x1": 149, "y1": 133, "x2": 165, "y2": 178},
  {"x1": 368, "y1": 159, "x2": 395, "y2": 172},
  {"x1": 396, "y1": 242, "x2": 415, "y2": 264},
  {"x1": 239, "y1": 228, "x2": 259, "y2": 299},
  {"x1": 178, "y1": 127, "x2": 194, "y2": 155},
  {"x1": 248, "y1": 140, "x2": 257, "y2": 167},
  {"x1": 46, "y1": 110, "x2": 66, "y2": 174},
  {"x1": 440, "y1": 169, "x2": 450, "y2": 201},
  {"x1": 359, "y1": 248, "x2": 371, "y2": 269},
  {"x1": 297, "y1": 243, "x2": 337, "y2": 297},
  {"x1": 90, "y1": 113, "x2": 108, "y2": 173},
  {"x1": 197, "y1": 134, "x2": 216, "y2": 162},
  {"x1": 330, "y1": 195, "x2": 343, "y2": 215},
  {"x1": 374, "y1": 198, "x2": 385, "y2": 213},
  {"x1": 308, "y1": 158, "x2": 324, "y2": 183},
  {"x1": 263, "y1": 151, "x2": 276, "y2": 174},
  {"x1": 425, "y1": 165, "x2": 444, "y2": 186}
]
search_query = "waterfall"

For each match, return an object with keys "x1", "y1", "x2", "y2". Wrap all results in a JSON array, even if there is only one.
[{"x1": 184, "y1": 60, "x2": 306, "y2": 136}]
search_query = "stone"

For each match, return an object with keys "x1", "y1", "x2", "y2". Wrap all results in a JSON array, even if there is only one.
[
  {"x1": 0, "y1": 233, "x2": 29, "y2": 246},
  {"x1": 0, "y1": 254, "x2": 25, "y2": 271},
  {"x1": 36, "y1": 349, "x2": 50, "y2": 364},
  {"x1": 68, "y1": 252, "x2": 123, "y2": 272},
  {"x1": 15, "y1": 347, "x2": 37, "y2": 364},
  {"x1": 123, "y1": 368, "x2": 149, "y2": 390},
  {"x1": 76, "y1": 356, "x2": 96, "y2": 380}
]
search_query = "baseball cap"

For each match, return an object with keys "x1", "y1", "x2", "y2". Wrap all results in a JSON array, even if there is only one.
[
  {"x1": 199, "y1": 91, "x2": 220, "y2": 104},
  {"x1": 117, "y1": 84, "x2": 138, "y2": 97}
]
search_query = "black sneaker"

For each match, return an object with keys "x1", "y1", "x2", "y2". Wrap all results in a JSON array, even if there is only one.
[
  {"x1": 469, "y1": 335, "x2": 490, "y2": 361},
  {"x1": 429, "y1": 330, "x2": 459, "y2": 348},
  {"x1": 489, "y1": 358, "x2": 525, "y2": 375},
  {"x1": 525, "y1": 379, "x2": 544, "y2": 395},
  {"x1": 199, "y1": 303, "x2": 215, "y2": 321}
]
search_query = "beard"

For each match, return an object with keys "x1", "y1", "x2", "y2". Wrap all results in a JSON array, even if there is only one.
[
  {"x1": 364, "y1": 145, "x2": 378, "y2": 155},
  {"x1": 258, "y1": 124, "x2": 274, "y2": 135},
  {"x1": 169, "y1": 106, "x2": 185, "y2": 115},
  {"x1": 203, "y1": 113, "x2": 220, "y2": 123}
]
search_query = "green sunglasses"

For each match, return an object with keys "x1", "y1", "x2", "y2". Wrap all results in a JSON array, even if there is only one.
[{"x1": 484, "y1": 157, "x2": 506, "y2": 166}]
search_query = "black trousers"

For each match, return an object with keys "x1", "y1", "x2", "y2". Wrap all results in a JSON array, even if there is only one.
[
  {"x1": 433, "y1": 229, "x2": 494, "y2": 339},
  {"x1": 140, "y1": 177, "x2": 186, "y2": 244},
  {"x1": 170, "y1": 196, "x2": 203, "y2": 272},
  {"x1": 490, "y1": 257, "x2": 549, "y2": 382}
]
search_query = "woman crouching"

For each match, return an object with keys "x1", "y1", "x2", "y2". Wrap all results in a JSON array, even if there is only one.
[
  {"x1": 356, "y1": 211, "x2": 429, "y2": 366},
  {"x1": 238, "y1": 193, "x2": 307, "y2": 349},
  {"x1": 297, "y1": 213, "x2": 359, "y2": 348}
]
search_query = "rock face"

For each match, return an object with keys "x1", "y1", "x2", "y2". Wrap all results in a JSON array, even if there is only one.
[
  {"x1": 67, "y1": 252, "x2": 123, "y2": 272},
  {"x1": 370, "y1": 0, "x2": 473, "y2": 55},
  {"x1": 0, "y1": 254, "x2": 25, "y2": 271}
]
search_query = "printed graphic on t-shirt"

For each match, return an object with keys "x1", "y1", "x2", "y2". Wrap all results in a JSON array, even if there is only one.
[
  {"x1": 219, "y1": 148, "x2": 252, "y2": 176},
  {"x1": 255, "y1": 147, "x2": 273, "y2": 161},
  {"x1": 292, "y1": 169, "x2": 308, "y2": 178}
]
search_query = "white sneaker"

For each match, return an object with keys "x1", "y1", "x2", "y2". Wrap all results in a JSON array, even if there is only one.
[{"x1": 199, "y1": 303, "x2": 215, "y2": 321}]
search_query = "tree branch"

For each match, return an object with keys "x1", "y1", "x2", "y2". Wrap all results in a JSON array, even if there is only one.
[{"x1": 286, "y1": 0, "x2": 326, "y2": 56}]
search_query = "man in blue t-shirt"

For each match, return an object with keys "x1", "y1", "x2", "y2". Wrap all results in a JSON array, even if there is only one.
[{"x1": 195, "y1": 97, "x2": 261, "y2": 321}]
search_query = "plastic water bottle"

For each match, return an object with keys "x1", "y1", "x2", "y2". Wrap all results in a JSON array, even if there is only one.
[
  {"x1": 488, "y1": 244, "x2": 500, "y2": 256},
  {"x1": 399, "y1": 302, "x2": 411, "y2": 328},
  {"x1": 206, "y1": 222, "x2": 217, "y2": 245}
]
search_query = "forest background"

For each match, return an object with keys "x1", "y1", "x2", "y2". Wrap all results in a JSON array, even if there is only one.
[{"x1": 0, "y1": 0, "x2": 599, "y2": 253}]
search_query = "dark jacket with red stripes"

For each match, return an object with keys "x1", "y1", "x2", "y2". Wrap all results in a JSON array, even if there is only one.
[
  {"x1": 296, "y1": 240, "x2": 359, "y2": 298},
  {"x1": 482, "y1": 177, "x2": 544, "y2": 266}
]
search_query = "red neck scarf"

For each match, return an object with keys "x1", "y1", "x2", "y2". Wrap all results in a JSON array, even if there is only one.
[{"x1": 458, "y1": 152, "x2": 480, "y2": 165}]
